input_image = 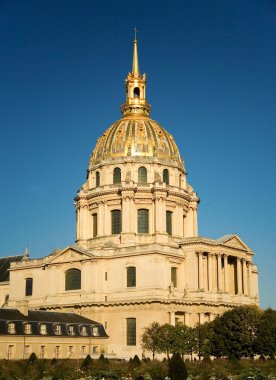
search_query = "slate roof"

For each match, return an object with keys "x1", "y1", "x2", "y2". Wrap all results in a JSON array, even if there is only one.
[
  {"x1": 0, "y1": 256, "x2": 23, "y2": 282},
  {"x1": 0, "y1": 309, "x2": 108, "y2": 338}
]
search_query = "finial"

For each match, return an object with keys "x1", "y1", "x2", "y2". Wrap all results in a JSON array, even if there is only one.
[
  {"x1": 23, "y1": 243, "x2": 30, "y2": 260},
  {"x1": 132, "y1": 27, "x2": 139, "y2": 75},
  {"x1": 134, "y1": 26, "x2": 138, "y2": 41}
]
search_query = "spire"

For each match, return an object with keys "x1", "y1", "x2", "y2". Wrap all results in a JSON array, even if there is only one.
[
  {"x1": 132, "y1": 27, "x2": 139, "y2": 75},
  {"x1": 121, "y1": 32, "x2": 151, "y2": 117}
]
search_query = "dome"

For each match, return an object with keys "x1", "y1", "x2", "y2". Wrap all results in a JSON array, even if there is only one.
[
  {"x1": 89, "y1": 38, "x2": 182, "y2": 168},
  {"x1": 90, "y1": 116, "x2": 181, "y2": 165}
]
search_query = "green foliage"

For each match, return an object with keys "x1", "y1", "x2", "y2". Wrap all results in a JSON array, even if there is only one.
[
  {"x1": 132, "y1": 354, "x2": 141, "y2": 367},
  {"x1": 168, "y1": 353, "x2": 188, "y2": 380},
  {"x1": 192, "y1": 322, "x2": 213, "y2": 358},
  {"x1": 141, "y1": 321, "x2": 162, "y2": 359},
  {"x1": 27, "y1": 352, "x2": 38, "y2": 364},
  {"x1": 80, "y1": 354, "x2": 93, "y2": 369},
  {"x1": 255, "y1": 308, "x2": 276, "y2": 356},
  {"x1": 156, "y1": 323, "x2": 176, "y2": 358},
  {"x1": 210, "y1": 305, "x2": 261, "y2": 359}
]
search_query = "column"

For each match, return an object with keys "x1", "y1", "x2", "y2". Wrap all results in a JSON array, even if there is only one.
[
  {"x1": 184, "y1": 312, "x2": 191, "y2": 327},
  {"x1": 198, "y1": 251, "x2": 203, "y2": 290},
  {"x1": 170, "y1": 311, "x2": 175, "y2": 326},
  {"x1": 207, "y1": 253, "x2": 213, "y2": 292},
  {"x1": 224, "y1": 254, "x2": 229, "y2": 293},
  {"x1": 242, "y1": 259, "x2": 248, "y2": 295},
  {"x1": 237, "y1": 258, "x2": 242, "y2": 295},
  {"x1": 98, "y1": 201, "x2": 104, "y2": 236},
  {"x1": 248, "y1": 262, "x2": 252, "y2": 297},
  {"x1": 121, "y1": 196, "x2": 129, "y2": 233},
  {"x1": 155, "y1": 196, "x2": 163, "y2": 233},
  {"x1": 217, "y1": 254, "x2": 222, "y2": 291}
]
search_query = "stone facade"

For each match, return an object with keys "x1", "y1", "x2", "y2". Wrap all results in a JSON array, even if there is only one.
[{"x1": 0, "y1": 38, "x2": 259, "y2": 359}]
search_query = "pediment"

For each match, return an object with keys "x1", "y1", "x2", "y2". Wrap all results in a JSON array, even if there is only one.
[
  {"x1": 46, "y1": 245, "x2": 94, "y2": 265},
  {"x1": 217, "y1": 235, "x2": 250, "y2": 251}
]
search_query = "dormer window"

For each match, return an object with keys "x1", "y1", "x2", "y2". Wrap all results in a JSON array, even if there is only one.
[
  {"x1": 92, "y1": 326, "x2": 99, "y2": 336},
  {"x1": 54, "y1": 324, "x2": 62, "y2": 335},
  {"x1": 40, "y1": 324, "x2": 47, "y2": 335},
  {"x1": 67, "y1": 325, "x2": 75, "y2": 336},
  {"x1": 7, "y1": 322, "x2": 16, "y2": 334},
  {"x1": 24, "y1": 323, "x2": 32, "y2": 335},
  {"x1": 80, "y1": 326, "x2": 88, "y2": 336}
]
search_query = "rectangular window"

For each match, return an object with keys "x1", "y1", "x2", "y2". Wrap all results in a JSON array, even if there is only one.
[
  {"x1": 171, "y1": 267, "x2": 177, "y2": 287},
  {"x1": 127, "y1": 266, "x2": 136, "y2": 287},
  {"x1": 7, "y1": 345, "x2": 14, "y2": 360},
  {"x1": 137, "y1": 209, "x2": 149, "y2": 233},
  {"x1": 25, "y1": 278, "x2": 33, "y2": 296},
  {"x1": 40, "y1": 324, "x2": 47, "y2": 335},
  {"x1": 166, "y1": 211, "x2": 172, "y2": 235},
  {"x1": 92, "y1": 346, "x2": 98, "y2": 353},
  {"x1": 93, "y1": 214, "x2": 97, "y2": 237},
  {"x1": 81, "y1": 346, "x2": 86, "y2": 354},
  {"x1": 24, "y1": 323, "x2": 32, "y2": 334},
  {"x1": 8, "y1": 322, "x2": 16, "y2": 334},
  {"x1": 105, "y1": 272, "x2": 107, "y2": 281},
  {"x1": 111, "y1": 210, "x2": 121, "y2": 234},
  {"x1": 68, "y1": 346, "x2": 74, "y2": 357},
  {"x1": 126, "y1": 318, "x2": 136, "y2": 346},
  {"x1": 54, "y1": 324, "x2": 61, "y2": 335}
]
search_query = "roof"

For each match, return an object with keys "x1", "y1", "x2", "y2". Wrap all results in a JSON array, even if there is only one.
[
  {"x1": 0, "y1": 309, "x2": 108, "y2": 338},
  {"x1": 0, "y1": 256, "x2": 24, "y2": 282}
]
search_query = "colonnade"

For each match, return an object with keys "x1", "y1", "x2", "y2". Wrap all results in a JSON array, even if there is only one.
[{"x1": 197, "y1": 251, "x2": 253, "y2": 296}]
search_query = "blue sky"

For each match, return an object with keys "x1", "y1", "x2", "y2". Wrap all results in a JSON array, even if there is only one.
[{"x1": 0, "y1": 0, "x2": 275, "y2": 309}]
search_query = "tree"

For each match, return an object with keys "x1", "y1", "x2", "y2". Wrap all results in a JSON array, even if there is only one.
[
  {"x1": 168, "y1": 353, "x2": 188, "y2": 380},
  {"x1": 210, "y1": 306, "x2": 261, "y2": 359},
  {"x1": 80, "y1": 354, "x2": 93, "y2": 370},
  {"x1": 193, "y1": 322, "x2": 213, "y2": 359},
  {"x1": 254, "y1": 308, "x2": 276, "y2": 356},
  {"x1": 156, "y1": 324, "x2": 176, "y2": 359},
  {"x1": 141, "y1": 322, "x2": 162, "y2": 359},
  {"x1": 173, "y1": 323, "x2": 194, "y2": 358}
]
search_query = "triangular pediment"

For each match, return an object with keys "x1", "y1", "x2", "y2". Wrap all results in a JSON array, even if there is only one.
[
  {"x1": 46, "y1": 245, "x2": 95, "y2": 265},
  {"x1": 217, "y1": 234, "x2": 251, "y2": 251}
]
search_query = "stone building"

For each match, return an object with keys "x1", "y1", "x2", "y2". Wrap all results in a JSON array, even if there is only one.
[{"x1": 1, "y1": 38, "x2": 259, "y2": 358}]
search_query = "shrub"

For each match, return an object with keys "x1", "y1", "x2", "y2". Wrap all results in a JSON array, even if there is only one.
[
  {"x1": 81, "y1": 354, "x2": 93, "y2": 369},
  {"x1": 132, "y1": 355, "x2": 142, "y2": 367},
  {"x1": 168, "y1": 353, "x2": 188, "y2": 380}
]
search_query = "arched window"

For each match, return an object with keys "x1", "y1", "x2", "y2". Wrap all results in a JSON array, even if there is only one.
[
  {"x1": 113, "y1": 167, "x2": 121, "y2": 184},
  {"x1": 111, "y1": 210, "x2": 121, "y2": 234},
  {"x1": 166, "y1": 211, "x2": 172, "y2": 235},
  {"x1": 96, "y1": 171, "x2": 100, "y2": 187},
  {"x1": 134, "y1": 87, "x2": 140, "y2": 98},
  {"x1": 138, "y1": 166, "x2": 147, "y2": 183},
  {"x1": 25, "y1": 277, "x2": 33, "y2": 296},
  {"x1": 138, "y1": 209, "x2": 149, "y2": 233},
  {"x1": 163, "y1": 169, "x2": 169, "y2": 185},
  {"x1": 127, "y1": 266, "x2": 136, "y2": 287},
  {"x1": 65, "y1": 269, "x2": 81, "y2": 291}
]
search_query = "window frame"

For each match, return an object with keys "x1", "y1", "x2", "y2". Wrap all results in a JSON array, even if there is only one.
[
  {"x1": 96, "y1": 171, "x2": 100, "y2": 187},
  {"x1": 25, "y1": 277, "x2": 33, "y2": 296},
  {"x1": 113, "y1": 167, "x2": 121, "y2": 184},
  {"x1": 65, "y1": 268, "x2": 81, "y2": 291},
  {"x1": 166, "y1": 210, "x2": 173, "y2": 235},
  {"x1": 163, "y1": 169, "x2": 169, "y2": 185},
  {"x1": 126, "y1": 318, "x2": 136, "y2": 346},
  {"x1": 92, "y1": 213, "x2": 98, "y2": 238},
  {"x1": 111, "y1": 209, "x2": 122, "y2": 234},
  {"x1": 137, "y1": 208, "x2": 149, "y2": 233},
  {"x1": 138, "y1": 166, "x2": 147, "y2": 183},
  {"x1": 171, "y1": 267, "x2": 177, "y2": 288},
  {"x1": 127, "y1": 266, "x2": 136, "y2": 287}
]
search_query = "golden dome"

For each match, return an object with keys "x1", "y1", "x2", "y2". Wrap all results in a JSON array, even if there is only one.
[
  {"x1": 89, "y1": 37, "x2": 182, "y2": 167},
  {"x1": 90, "y1": 117, "x2": 181, "y2": 165}
]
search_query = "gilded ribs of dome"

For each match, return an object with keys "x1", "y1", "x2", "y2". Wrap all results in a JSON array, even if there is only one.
[{"x1": 90, "y1": 118, "x2": 181, "y2": 166}]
